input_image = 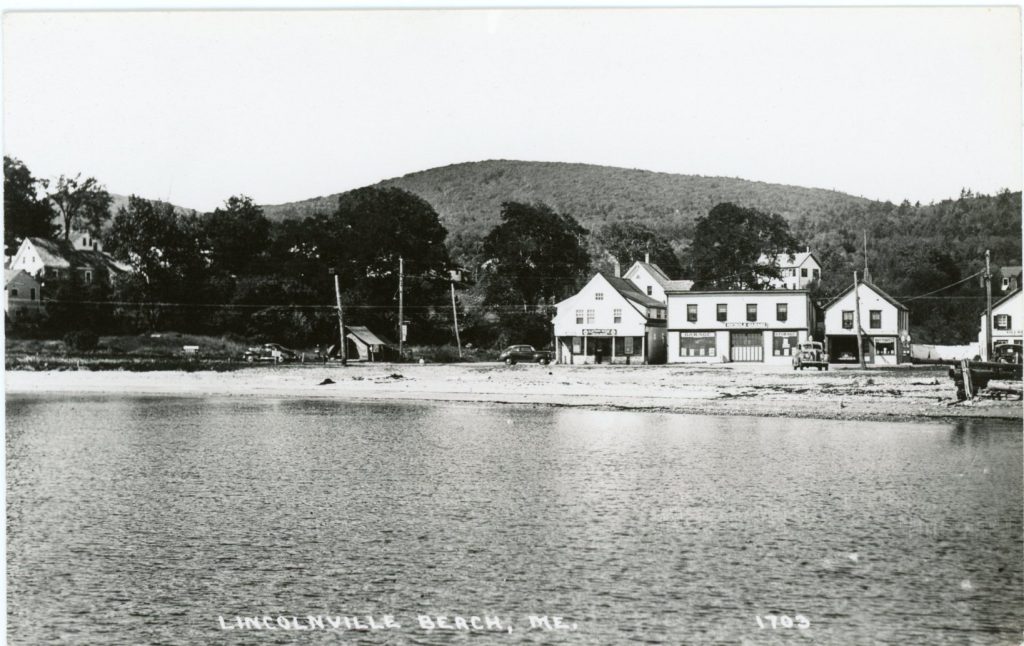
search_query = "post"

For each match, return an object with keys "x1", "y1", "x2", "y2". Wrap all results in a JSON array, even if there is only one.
[
  {"x1": 398, "y1": 255, "x2": 404, "y2": 360},
  {"x1": 984, "y1": 249, "x2": 992, "y2": 362},
  {"x1": 450, "y1": 281, "x2": 462, "y2": 359},
  {"x1": 853, "y1": 270, "x2": 865, "y2": 369},
  {"x1": 334, "y1": 272, "x2": 347, "y2": 366}
]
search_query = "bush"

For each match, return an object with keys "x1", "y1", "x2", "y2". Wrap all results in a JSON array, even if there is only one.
[{"x1": 62, "y1": 329, "x2": 99, "y2": 353}]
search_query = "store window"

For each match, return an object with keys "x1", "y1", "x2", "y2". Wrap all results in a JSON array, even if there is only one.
[
  {"x1": 679, "y1": 334, "x2": 716, "y2": 357},
  {"x1": 746, "y1": 304, "x2": 757, "y2": 322},
  {"x1": 687, "y1": 304, "x2": 698, "y2": 322},
  {"x1": 624, "y1": 336, "x2": 633, "y2": 355},
  {"x1": 773, "y1": 331, "x2": 799, "y2": 356},
  {"x1": 613, "y1": 309, "x2": 622, "y2": 324},
  {"x1": 842, "y1": 310, "x2": 854, "y2": 329},
  {"x1": 717, "y1": 304, "x2": 727, "y2": 321},
  {"x1": 776, "y1": 303, "x2": 788, "y2": 322},
  {"x1": 995, "y1": 314, "x2": 1012, "y2": 330},
  {"x1": 875, "y1": 337, "x2": 896, "y2": 355},
  {"x1": 572, "y1": 337, "x2": 582, "y2": 353}
]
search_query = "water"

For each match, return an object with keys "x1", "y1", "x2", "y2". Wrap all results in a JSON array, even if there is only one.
[{"x1": 6, "y1": 394, "x2": 1022, "y2": 644}]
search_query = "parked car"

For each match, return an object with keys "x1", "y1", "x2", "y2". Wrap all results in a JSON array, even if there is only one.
[
  {"x1": 243, "y1": 343, "x2": 298, "y2": 364},
  {"x1": 498, "y1": 344, "x2": 553, "y2": 365},
  {"x1": 993, "y1": 342, "x2": 1023, "y2": 364},
  {"x1": 792, "y1": 341, "x2": 829, "y2": 370}
]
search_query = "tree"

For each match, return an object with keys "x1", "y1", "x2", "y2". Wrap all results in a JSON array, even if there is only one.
[
  {"x1": 689, "y1": 203, "x2": 799, "y2": 289},
  {"x1": 45, "y1": 173, "x2": 113, "y2": 240},
  {"x1": 597, "y1": 220, "x2": 683, "y2": 278},
  {"x1": 3, "y1": 156, "x2": 56, "y2": 255},
  {"x1": 202, "y1": 195, "x2": 271, "y2": 276},
  {"x1": 481, "y1": 201, "x2": 590, "y2": 309}
]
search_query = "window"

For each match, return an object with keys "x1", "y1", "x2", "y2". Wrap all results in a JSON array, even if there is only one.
[
  {"x1": 10, "y1": 288, "x2": 18, "y2": 297},
  {"x1": 717, "y1": 304, "x2": 727, "y2": 322},
  {"x1": 773, "y1": 331, "x2": 798, "y2": 356},
  {"x1": 842, "y1": 310, "x2": 854, "y2": 329},
  {"x1": 29, "y1": 288, "x2": 35, "y2": 300},
  {"x1": 679, "y1": 334, "x2": 716, "y2": 357},
  {"x1": 595, "y1": 292, "x2": 604, "y2": 301},
  {"x1": 572, "y1": 337, "x2": 582, "y2": 353},
  {"x1": 586, "y1": 310, "x2": 595, "y2": 324},
  {"x1": 995, "y1": 314, "x2": 1012, "y2": 330},
  {"x1": 687, "y1": 304, "x2": 698, "y2": 322},
  {"x1": 84, "y1": 270, "x2": 93, "y2": 284},
  {"x1": 875, "y1": 337, "x2": 896, "y2": 355},
  {"x1": 869, "y1": 310, "x2": 881, "y2": 329},
  {"x1": 746, "y1": 304, "x2": 757, "y2": 322},
  {"x1": 801, "y1": 268, "x2": 808, "y2": 277},
  {"x1": 92, "y1": 242, "x2": 98, "y2": 250},
  {"x1": 613, "y1": 309, "x2": 622, "y2": 324},
  {"x1": 575, "y1": 310, "x2": 583, "y2": 324},
  {"x1": 812, "y1": 268, "x2": 820, "y2": 279},
  {"x1": 624, "y1": 336, "x2": 633, "y2": 355},
  {"x1": 646, "y1": 286, "x2": 653, "y2": 295},
  {"x1": 1002, "y1": 277, "x2": 1010, "y2": 289},
  {"x1": 776, "y1": 303, "x2": 788, "y2": 322}
]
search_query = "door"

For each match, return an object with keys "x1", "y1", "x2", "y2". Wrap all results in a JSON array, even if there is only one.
[{"x1": 730, "y1": 331, "x2": 764, "y2": 362}]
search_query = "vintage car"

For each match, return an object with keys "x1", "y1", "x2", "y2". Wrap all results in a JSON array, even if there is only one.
[
  {"x1": 993, "y1": 342, "x2": 1024, "y2": 364},
  {"x1": 243, "y1": 343, "x2": 298, "y2": 364},
  {"x1": 498, "y1": 344, "x2": 553, "y2": 366},
  {"x1": 792, "y1": 341, "x2": 829, "y2": 370}
]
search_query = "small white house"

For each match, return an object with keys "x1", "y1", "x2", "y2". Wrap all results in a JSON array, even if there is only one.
[
  {"x1": 823, "y1": 281, "x2": 910, "y2": 365},
  {"x1": 621, "y1": 256, "x2": 693, "y2": 303},
  {"x1": 8, "y1": 236, "x2": 130, "y2": 285},
  {"x1": 552, "y1": 272, "x2": 668, "y2": 364},
  {"x1": 978, "y1": 288, "x2": 1022, "y2": 357},
  {"x1": 4, "y1": 269, "x2": 41, "y2": 319},
  {"x1": 757, "y1": 251, "x2": 822, "y2": 290},
  {"x1": 665, "y1": 289, "x2": 815, "y2": 364}
]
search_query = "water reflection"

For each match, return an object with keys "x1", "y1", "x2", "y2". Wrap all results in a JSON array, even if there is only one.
[{"x1": 6, "y1": 395, "x2": 1022, "y2": 645}]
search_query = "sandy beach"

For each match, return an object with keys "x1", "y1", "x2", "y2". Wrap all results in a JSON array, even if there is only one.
[{"x1": 6, "y1": 362, "x2": 1021, "y2": 422}]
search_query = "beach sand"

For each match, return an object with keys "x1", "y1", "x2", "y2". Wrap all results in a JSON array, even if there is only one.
[{"x1": 6, "y1": 362, "x2": 1021, "y2": 422}]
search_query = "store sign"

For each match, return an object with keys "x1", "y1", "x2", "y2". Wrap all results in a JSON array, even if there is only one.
[
  {"x1": 679, "y1": 332, "x2": 716, "y2": 338},
  {"x1": 582, "y1": 329, "x2": 616, "y2": 336},
  {"x1": 725, "y1": 322, "x2": 768, "y2": 329}
]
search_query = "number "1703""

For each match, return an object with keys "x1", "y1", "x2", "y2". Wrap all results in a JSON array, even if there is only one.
[{"x1": 756, "y1": 614, "x2": 810, "y2": 629}]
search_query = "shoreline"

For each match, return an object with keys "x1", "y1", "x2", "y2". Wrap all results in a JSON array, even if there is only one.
[{"x1": 6, "y1": 363, "x2": 1021, "y2": 423}]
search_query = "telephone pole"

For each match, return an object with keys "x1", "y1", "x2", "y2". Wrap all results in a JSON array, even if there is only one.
[
  {"x1": 398, "y1": 256, "x2": 404, "y2": 359},
  {"x1": 451, "y1": 281, "x2": 462, "y2": 359},
  {"x1": 863, "y1": 231, "x2": 871, "y2": 283},
  {"x1": 984, "y1": 249, "x2": 992, "y2": 362},
  {"x1": 331, "y1": 269, "x2": 347, "y2": 366},
  {"x1": 854, "y1": 270, "x2": 866, "y2": 369}
]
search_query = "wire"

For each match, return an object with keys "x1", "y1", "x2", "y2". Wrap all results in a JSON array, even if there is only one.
[{"x1": 900, "y1": 270, "x2": 986, "y2": 301}]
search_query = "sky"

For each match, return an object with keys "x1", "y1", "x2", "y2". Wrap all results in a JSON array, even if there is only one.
[{"x1": 3, "y1": 6, "x2": 1021, "y2": 212}]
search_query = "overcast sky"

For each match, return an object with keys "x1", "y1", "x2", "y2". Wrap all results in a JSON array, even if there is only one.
[{"x1": 3, "y1": 7, "x2": 1021, "y2": 211}]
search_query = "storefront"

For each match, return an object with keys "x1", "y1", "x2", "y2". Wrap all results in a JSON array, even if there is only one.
[{"x1": 823, "y1": 280, "x2": 910, "y2": 365}]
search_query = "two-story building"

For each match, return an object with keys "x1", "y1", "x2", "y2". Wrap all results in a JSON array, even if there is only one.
[
  {"x1": 665, "y1": 289, "x2": 815, "y2": 363},
  {"x1": 552, "y1": 272, "x2": 668, "y2": 364},
  {"x1": 4, "y1": 269, "x2": 42, "y2": 319},
  {"x1": 620, "y1": 254, "x2": 693, "y2": 303},
  {"x1": 757, "y1": 250, "x2": 822, "y2": 290},
  {"x1": 8, "y1": 236, "x2": 130, "y2": 286},
  {"x1": 979, "y1": 287, "x2": 1022, "y2": 356},
  {"x1": 822, "y1": 281, "x2": 910, "y2": 365}
]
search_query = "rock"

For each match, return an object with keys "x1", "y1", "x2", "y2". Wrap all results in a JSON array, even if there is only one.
[{"x1": 318, "y1": 378, "x2": 336, "y2": 385}]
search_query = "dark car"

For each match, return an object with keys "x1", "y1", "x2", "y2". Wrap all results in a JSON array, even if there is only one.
[
  {"x1": 498, "y1": 345, "x2": 553, "y2": 366},
  {"x1": 792, "y1": 341, "x2": 829, "y2": 370},
  {"x1": 993, "y1": 343, "x2": 1023, "y2": 364},
  {"x1": 243, "y1": 343, "x2": 298, "y2": 364}
]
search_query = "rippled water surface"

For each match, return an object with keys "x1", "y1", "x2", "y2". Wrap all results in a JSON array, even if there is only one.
[{"x1": 6, "y1": 395, "x2": 1023, "y2": 644}]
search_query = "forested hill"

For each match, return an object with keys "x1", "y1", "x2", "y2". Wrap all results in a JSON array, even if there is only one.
[{"x1": 261, "y1": 160, "x2": 877, "y2": 245}]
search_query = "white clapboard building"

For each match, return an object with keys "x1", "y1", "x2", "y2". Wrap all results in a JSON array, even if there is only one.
[
  {"x1": 822, "y1": 281, "x2": 910, "y2": 365},
  {"x1": 552, "y1": 272, "x2": 668, "y2": 364},
  {"x1": 979, "y1": 287, "x2": 1023, "y2": 355},
  {"x1": 665, "y1": 289, "x2": 815, "y2": 363},
  {"x1": 756, "y1": 250, "x2": 822, "y2": 290},
  {"x1": 620, "y1": 255, "x2": 693, "y2": 303}
]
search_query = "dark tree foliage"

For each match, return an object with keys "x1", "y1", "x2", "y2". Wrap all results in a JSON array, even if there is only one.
[
  {"x1": 481, "y1": 201, "x2": 590, "y2": 309},
  {"x1": 3, "y1": 156, "x2": 56, "y2": 256},
  {"x1": 45, "y1": 173, "x2": 113, "y2": 240},
  {"x1": 689, "y1": 203, "x2": 799, "y2": 290},
  {"x1": 597, "y1": 220, "x2": 683, "y2": 278},
  {"x1": 202, "y1": 195, "x2": 271, "y2": 276}
]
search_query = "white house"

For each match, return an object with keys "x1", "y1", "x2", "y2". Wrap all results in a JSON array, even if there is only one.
[
  {"x1": 552, "y1": 272, "x2": 668, "y2": 364},
  {"x1": 978, "y1": 288, "x2": 1022, "y2": 356},
  {"x1": 4, "y1": 269, "x2": 42, "y2": 319},
  {"x1": 665, "y1": 289, "x2": 815, "y2": 364},
  {"x1": 823, "y1": 281, "x2": 910, "y2": 365},
  {"x1": 757, "y1": 251, "x2": 822, "y2": 290},
  {"x1": 8, "y1": 236, "x2": 130, "y2": 286},
  {"x1": 999, "y1": 266, "x2": 1022, "y2": 293},
  {"x1": 621, "y1": 255, "x2": 693, "y2": 303}
]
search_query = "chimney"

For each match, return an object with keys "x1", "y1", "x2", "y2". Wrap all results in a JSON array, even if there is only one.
[
  {"x1": 645, "y1": 252, "x2": 650, "y2": 264},
  {"x1": 613, "y1": 260, "x2": 620, "y2": 277}
]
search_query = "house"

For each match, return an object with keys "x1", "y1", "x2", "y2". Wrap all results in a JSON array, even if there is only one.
[
  {"x1": 4, "y1": 269, "x2": 42, "y2": 319},
  {"x1": 665, "y1": 288, "x2": 816, "y2": 363},
  {"x1": 7, "y1": 236, "x2": 130, "y2": 286},
  {"x1": 552, "y1": 272, "x2": 668, "y2": 364},
  {"x1": 999, "y1": 266, "x2": 1022, "y2": 293},
  {"x1": 822, "y1": 281, "x2": 910, "y2": 365},
  {"x1": 757, "y1": 250, "x2": 822, "y2": 290},
  {"x1": 978, "y1": 288, "x2": 1022, "y2": 357},
  {"x1": 620, "y1": 254, "x2": 693, "y2": 303}
]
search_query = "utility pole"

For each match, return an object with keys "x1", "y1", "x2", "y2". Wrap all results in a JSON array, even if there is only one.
[
  {"x1": 863, "y1": 231, "x2": 871, "y2": 283},
  {"x1": 398, "y1": 255, "x2": 404, "y2": 359},
  {"x1": 450, "y1": 280, "x2": 462, "y2": 359},
  {"x1": 984, "y1": 249, "x2": 992, "y2": 362},
  {"x1": 854, "y1": 270, "x2": 866, "y2": 369},
  {"x1": 331, "y1": 269, "x2": 347, "y2": 366}
]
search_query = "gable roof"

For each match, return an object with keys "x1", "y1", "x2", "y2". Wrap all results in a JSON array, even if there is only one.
[
  {"x1": 624, "y1": 261, "x2": 671, "y2": 286},
  {"x1": 1000, "y1": 265, "x2": 1022, "y2": 277},
  {"x1": 22, "y1": 237, "x2": 130, "y2": 274},
  {"x1": 598, "y1": 271, "x2": 665, "y2": 309},
  {"x1": 757, "y1": 251, "x2": 819, "y2": 269},
  {"x1": 984, "y1": 287, "x2": 1022, "y2": 316},
  {"x1": 822, "y1": 280, "x2": 908, "y2": 312},
  {"x1": 346, "y1": 325, "x2": 392, "y2": 347},
  {"x1": 4, "y1": 269, "x2": 32, "y2": 287}
]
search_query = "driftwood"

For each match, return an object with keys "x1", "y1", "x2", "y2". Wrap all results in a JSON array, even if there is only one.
[{"x1": 949, "y1": 360, "x2": 1023, "y2": 401}]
